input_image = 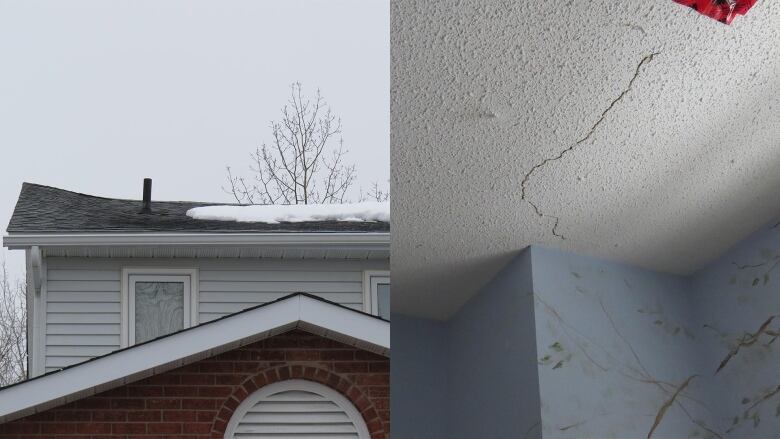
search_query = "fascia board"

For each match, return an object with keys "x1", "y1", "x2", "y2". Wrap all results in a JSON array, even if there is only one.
[
  {"x1": 0, "y1": 294, "x2": 389, "y2": 422},
  {"x1": 3, "y1": 232, "x2": 390, "y2": 250},
  {"x1": 299, "y1": 296, "x2": 390, "y2": 351},
  {"x1": 0, "y1": 296, "x2": 298, "y2": 419}
]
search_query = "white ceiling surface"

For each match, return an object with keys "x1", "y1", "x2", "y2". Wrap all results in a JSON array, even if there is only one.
[{"x1": 391, "y1": 1, "x2": 780, "y2": 319}]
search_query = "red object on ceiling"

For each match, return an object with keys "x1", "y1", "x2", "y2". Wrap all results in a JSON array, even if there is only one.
[{"x1": 673, "y1": 0, "x2": 757, "y2": 24}]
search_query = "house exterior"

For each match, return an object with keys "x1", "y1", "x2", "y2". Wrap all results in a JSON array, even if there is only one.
[{"x1": 0, "y1": 182, "x2": 390, "y2": 438}]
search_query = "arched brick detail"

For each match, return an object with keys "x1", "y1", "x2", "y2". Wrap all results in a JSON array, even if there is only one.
[{"x1": 211, "y1": 364, "x2": 387, "y2": 439}]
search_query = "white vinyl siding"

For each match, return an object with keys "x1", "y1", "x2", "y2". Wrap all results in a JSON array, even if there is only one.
[
  {"x1": 225, "y1": 380, "x2": 370, "y2": 439},
  {"x1": 198, "y1": 271, "x2": 364, "y2": 322},
  {"x1": 45, "y1": 268, "x2": 121, "y2": 371},
  {"x1": 41, "y1": 258, "x2": 386, "y2": 374}
]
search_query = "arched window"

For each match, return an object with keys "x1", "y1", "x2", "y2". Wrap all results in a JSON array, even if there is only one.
[{"x1": 224, "y1": 379, "x2": 371, "y2": 439}]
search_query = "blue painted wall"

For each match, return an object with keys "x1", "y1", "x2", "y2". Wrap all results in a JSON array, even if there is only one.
[
  {"x1": 530, "y1": 246, "x2": 709, "y2": 438},
  {"x1": 391, "y1": 249, "x2": 540, "y2": 439},
  {"x1": 390, "y1": 314, "x2": 449, "y2": 439},
  {"x1": 529, "y1": 235, "x2": 780, "y2": 438},
  {"x1": 392, "y1": 222, "x2": 780, "y2": 438},
  {"x1": 447, "y1": 248, "x2": 541, "y2": 438},
  {"x1": 690, "y1": 222, "x2": 780, "y2": 437}
]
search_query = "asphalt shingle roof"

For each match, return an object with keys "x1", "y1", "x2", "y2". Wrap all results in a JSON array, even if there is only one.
[{"x1": 6, "y1": 183, "x2": 389, "y2": 234}]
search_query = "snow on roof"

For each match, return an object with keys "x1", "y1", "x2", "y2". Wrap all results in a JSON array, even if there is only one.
[
  {"x1": 186, "y1": 201, "x2": 389, "y2": 224},
  {"x1": 6, "y1": 183, "x2": 389, "y2": 234}
]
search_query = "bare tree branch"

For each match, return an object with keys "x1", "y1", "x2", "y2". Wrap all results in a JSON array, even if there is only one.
[
  {"x1": 226, "y1": 82, "x2": 360, "y2": 205},
  {"x1": 0, "y1": 260, "x2": 27, "y2": 386},
  {"x1": 359, "y1": 181, "x2": 390, "y2": 202}
]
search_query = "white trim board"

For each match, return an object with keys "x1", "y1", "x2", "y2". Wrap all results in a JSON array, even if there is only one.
[
  {"x1": 0, "y1": 294, "x2": 389, "y2": 424},
  {"x1": 25, "y1": 249, "x2": 46, "y2": 378},
  {"x1": 3, "y1": 232, "x2": 390, "y2": 249}
]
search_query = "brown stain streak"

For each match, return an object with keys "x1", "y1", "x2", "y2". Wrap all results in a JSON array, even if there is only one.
[
  {"x1": 732, "y1": 261, "x2": 768, "y2": 270},
  {"x1": 745, "y1": 384, "x2": 780, "y2": 414},
  {"x1": 599, "y1": 298, "x2": 653, "y2": 379},
  {"x1": 599, "y1": 298, "x2": 721, "y2": 436},
  {"x1": 539, "y1": 294, "x2": 722, "y2": 437},
  {"x1": 522, "y1": 421, "x2": 540, "y2": 439},
  {"x1": 559, "y1": 420, "x2": 587, "y2": 431},
  {"x1": 716, "y1": 316, "x2": 778, "y2": 374},
  {"x1": 534, "y1": 294, "x2": 610, "y2": 372},
  {"x1": 647, "y1": 375, "x2": 697, "y2": 439},
  {"x1": 731, "y1": 258, "x2": 780, "y2": 272},
  {"x1": 727, "y1": 384, "x2": 780, "y2": 434}
]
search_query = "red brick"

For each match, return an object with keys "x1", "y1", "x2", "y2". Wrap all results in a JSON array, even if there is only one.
[
  {"x1": 127, "y1": 411, "x2": 160, "y2": 422},
  {"x1": 354, "y1": 374, "x2": 389, "y2": 386},
  {"x1": 147, "y1": 423, "x2": 181, "y2": 434},
  {"x1": 335, "y1": 362, "x2": 369, "y2": 373},
  {"x1": 140, "y1": 374, "x2": 181, "y2": 385},
  {"x1": 355, "y1": 351, "x2": 386, "y2": 361},
  {"x1": 183, "y1": 423, "x2": 211, "y2": 434},
  {"x1": 197, "y1": 386, "x2": 232, "y2": 398},
  {"x1": 181, "y1": 374, "x2": 214, "y2": 385},
  {"x1": 369, "y1": 362, "x2": 389, "y2": 373},
  {"x1": 54, "y1": 411, "x2": 91, "y2": 422},
  {"x1": 164, "y1": 386, "x2": 199, "y2": 397},
  {"x1": 146, "y1": 398, "x2": 180, "y2": 410},
  {"x1": 286, "y1": 350, "x2": 320, "y2": 361},
  {"x1": 199, "y1": 362, "x2": 233, "y2": 373},
  {"x1": 181, "y1": 399, "x2": 216, "y2": 410},
  {"x1": 163, "y1": 410, "x2": 196, "y2": 422},
  {"x1": 127, "y1": 385, "x2": 164, "y2": 397},
  {"x1": 112, "y1": 423, "x2": 146, "y2": 434},
  {"x1": 111, "y1": 399, "x2": 144, "y2": 410},
  {"x1": 0, "y1": 331, "x2": 388, "y2": 439},
  {"x1": 92, "y1": 411, "x2": 126, "y2": 422},
  {"x1": 75, "y1": 399, "x2": 111, "y2": 410},
  {"x1": 196, "y1": 411, "x2": 218, "y2": 422},
  {"x1": 41, "y1": 424, "x2": 76, "y2": 434},
  {"x1": 320, "y1": 350, "x2": 355, "y2": 361},
  {"x1": 234, "y1": 361, "x2": 261, "y2": 373},
  {"x1": 3, "y1": 423, "x2": 39, "y2": 434},
  {"x1": 76, "y1": 423, "x2": 112, "y2": 434}
]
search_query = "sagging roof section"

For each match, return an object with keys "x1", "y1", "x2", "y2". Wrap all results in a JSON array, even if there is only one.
[
  {"x1": 6, "y1": 183, "x2": 389, "y2": 234},
  {"x1": 0, "y1": 293, "x2": 390, "y2": 424}
]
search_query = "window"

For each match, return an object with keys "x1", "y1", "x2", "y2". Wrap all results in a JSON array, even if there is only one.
[
  {"x1": 224, "y1": 379, "x2": 371, "y2": 439},
  {"x1": 363, "y1": 271, "x2": 390, "y2": 320},
  {"x1": 121, "y1": 268, "x2": 198, "y2": 346}
]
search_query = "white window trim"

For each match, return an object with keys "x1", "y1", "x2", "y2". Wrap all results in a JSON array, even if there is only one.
[
  {"x1": 120, "y1": 268, "x2": 198, "y2": 348},
  {"x1": 224, "y1": 379, "x2": 371, "y2": 439},
  {"x1": 362, "y1": 270, "x2": 390, "y2": 316}
]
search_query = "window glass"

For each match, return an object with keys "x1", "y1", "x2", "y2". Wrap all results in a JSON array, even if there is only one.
[
  {"x1": 134, "y1": 281, "x2": 184, "y2": 343},
  {"x1": 376, "y1": 282, "x2": 390, "y2": 320}
]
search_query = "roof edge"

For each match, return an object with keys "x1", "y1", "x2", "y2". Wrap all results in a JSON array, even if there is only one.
[
  {"x1": 0, "y1": 293, "x2": 389, "y2": 423},
  {"x1": 3, "y1": 232, "x2": 390, "y2": 250}
]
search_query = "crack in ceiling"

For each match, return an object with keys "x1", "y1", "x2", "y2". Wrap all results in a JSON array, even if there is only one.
[
  {"x1": 520, "y1": 52, "x2": 661, "y2": 240},
  {"x1": 391, "y1": 0, "x2": 780, "y2": 320}
]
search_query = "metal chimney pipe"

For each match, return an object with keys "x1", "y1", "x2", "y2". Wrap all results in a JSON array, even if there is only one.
[{"x1": 140, "y1": 178, "x2": 152, "y2": 214}]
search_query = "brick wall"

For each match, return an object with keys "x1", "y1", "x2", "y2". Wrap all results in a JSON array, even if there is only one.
[{"x1": 0, "y1": 330, "x2": 389, "y2": 439}]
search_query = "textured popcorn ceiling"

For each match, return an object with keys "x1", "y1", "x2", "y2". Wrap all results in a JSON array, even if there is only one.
[{"x1": 391, "y1": 1, "x2": 780, "y2": 319}]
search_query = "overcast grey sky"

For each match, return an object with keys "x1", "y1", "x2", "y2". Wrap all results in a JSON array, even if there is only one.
[{"x1": 0, "y1": 0, "x2": 389, "y2": 278}]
